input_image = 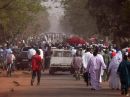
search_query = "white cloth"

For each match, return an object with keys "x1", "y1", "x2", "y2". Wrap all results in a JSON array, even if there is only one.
[
  {"x1": 0, "y1": 48, "x2": 3, "y2": 52},
  {"x1": 88, "y1": 55, "x2": 106, "y2": 73},
  {"x1": 82, "y1": 52, "x2": 92, "y2": 69},
  {"x1": 0, "y1": 48, "x2": 4, "y2": 57},
  {"x1": 108, "y1": 51, "x2": 122, "y2": 89},
  {"x1": 5, "y1": 48, "x2": 12, "y2": 54},
  {"x1": 5, "y1": 48, "x2": 12, "y2": 57},
  {"x1": 6, "y1": 54, "x2": 15, "y2": 64},
  {"x1": 28, "y1": 48, "x2": 36, "y2": 59},
  {"x1": 39, "y1": 49, "x2": 44, "y2": 59},
  {"x1": 97, "y1": 54, "x2": 106, "y2": 82},
  {"x1": 71, "y1": 49, "x2": 77, "y2": 56}
]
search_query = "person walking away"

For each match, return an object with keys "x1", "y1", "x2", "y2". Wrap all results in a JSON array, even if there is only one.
[
  {"x1": 126, "y1": 53, "x2": 130, "y2": 95},
  {"x1": 87, "y1": 48, "x2": 106, "y2": 90},
  {"x1": 39, "y1": 46, "x2": 44, "y2": 60},
  {"x1": 44, "y1": 46, "x2": 52, "y2": 69},
  {"x1": 103, "y1": 49, "x2": 111, "y2": 81},
  {"x1": 6, "y1": 51, "x2": 15, "y2": 76},
  {"x1": 72, "y1": 52, "x2": 82, "y2": 80},
  {"x1": 39, "y1": 46, "x2": 44, "y2": 71},
  {"x1": 28, "y1": 46, "x2": 36, "y2": 70},
  {"x1": 3, "y1": 44, "x2": 12, "y2": 70},
  {"x1": 82, "y1": 48, "x2": 92, "y2": 86},
  {"x1": 0, "y1": 47, "x2": 4, "y2": 70},
  {"x1": 31, "y1": 49, "x2": 42, "y2": 86},
  {"x1": 108, "y1": 50, "x2": 122, "y2": 90},
  {"x1": 97, "y1": 50, "x2": 106, "y2": 83},
  {"x1": 117, "y1": 54, "x2": 130, "y2": 96}
]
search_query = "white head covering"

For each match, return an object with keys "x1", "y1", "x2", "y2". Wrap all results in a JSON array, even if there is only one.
[
  {"x1": 8, "y1": 50, "x2": 13, "y2": 54},
  {"x1": 108, "y1": 50, "x2": 122, "y2": 75},
  {"x1": 112, "y1": 49, "x2": 117, "y2": 53},
  {"x1": 111, "y1": 51, "x2": 122, "y2": 65}
]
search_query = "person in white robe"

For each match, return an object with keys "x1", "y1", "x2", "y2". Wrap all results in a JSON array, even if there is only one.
[
  {"x1": 97, "y1": 53, "x2": 105, "y2": 83},
  {"x1": 39, "y1": 46, "x2": 44, "y2": 71},
  {"x1": 87, "y1": 48, "x2": 106, "y2": 90},
  {"x1": 39, "y1": 47, "x2": 44, "y2": 60},
  {"x1": 82, "y1": 48, "x2": 93, "y2": 85},
  {"x1": 108, "y1": 50, "x2": 122, "y2": 89}
]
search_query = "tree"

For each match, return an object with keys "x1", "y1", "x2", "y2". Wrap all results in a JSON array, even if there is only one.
[
  {"x1": 62, "y1": 0, "x2": 130, "y2": 47},
  {"x1": 0, "y1": 0, "x2": 49, "y2": 43},
  {"x1": 61, "y1": 0, "x2": 98, "y2": 39},
  {"x1": 87, "y1": 0, "x2": 130, "y2": 47}
]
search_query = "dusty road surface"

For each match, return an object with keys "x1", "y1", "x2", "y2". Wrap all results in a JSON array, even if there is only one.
[{"x1": 0, "y1": 71, "x2": 125, "y2": 97}]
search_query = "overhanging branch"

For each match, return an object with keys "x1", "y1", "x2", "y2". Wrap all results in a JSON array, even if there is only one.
[{"x1": 0, "y1": 0, "x2": 13, "y2": 9}]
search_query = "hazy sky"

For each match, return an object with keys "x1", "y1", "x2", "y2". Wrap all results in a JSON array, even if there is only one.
[{"x1": 41, "y1": 0, "x2": 64, "y2": 33}]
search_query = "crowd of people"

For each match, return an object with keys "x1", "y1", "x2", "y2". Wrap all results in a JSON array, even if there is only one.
[
  {"x1": 0, "y1": 40, "x2": 130, "y2": 96},
  {"x1": 0, "y1": 44, "x2": 16, "y2": 76},
  {"x1": 71, "y1": 44, "x2": 130, "y2": 96}
]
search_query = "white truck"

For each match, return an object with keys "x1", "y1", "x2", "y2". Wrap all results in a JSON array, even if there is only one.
[{"x1": 49, "y1": 49, "x2": 74, "y2": 75}]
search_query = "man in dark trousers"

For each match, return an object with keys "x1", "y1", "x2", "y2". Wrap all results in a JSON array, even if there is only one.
[{"x1": 31, "y1": 49, "x2": 42, "y2": 86}]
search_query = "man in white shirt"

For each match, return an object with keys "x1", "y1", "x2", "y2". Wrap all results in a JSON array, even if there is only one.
[
  {"x1": 82, "y1": 47, "x2": 93, "y2": 86},
  {"x1": 97, "y1": 52, "x2": 105, "y2": 82},
  {"x1": 27, "y1": 46, "x2": 36, "y2": 70},
  {"x1": 28, "y1": 47, "x2": 36, "y2": 60},
  {"x1": 39, "y1": 47, "x2": 44, "y2": 60},
  {"x1": 39, "y1": 46, "x2": 44, "y2": 71}
]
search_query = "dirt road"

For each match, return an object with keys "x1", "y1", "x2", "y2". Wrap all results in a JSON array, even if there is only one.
[{"x1": 0, "y1": 71, "x2": 125, "y2": 97}]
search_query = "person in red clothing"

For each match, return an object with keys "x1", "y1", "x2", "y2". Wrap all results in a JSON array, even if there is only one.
[
  {"x1": 128, "y1": 48, "x2": 130, "y2": 53},
  {"x1": 31, "y1": 49, "x2": 42, "y2": 86}
]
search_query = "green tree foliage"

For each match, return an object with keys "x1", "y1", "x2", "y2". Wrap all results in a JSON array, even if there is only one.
[
  {"x1": 62, "y1": 0, "x2": 130, "y2": 47},
  {"x1": 22, "y1": 10, "x2": 49, "y2": 39},
  {"x1": 87, "y1": 0, "x2": 130, "y2": 47},
  {"x1": 0, "y1": 0, "x2": 49, "y2": 43},
  {"x1": 61, "y1": 0, "x2": 98, "y2": 39}
]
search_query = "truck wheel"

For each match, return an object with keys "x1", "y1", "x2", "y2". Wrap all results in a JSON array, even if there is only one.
[
  {"x1": 49, "y1": 68, "x2": 55, "y2": 75},
  {"x1": 70, "y1": 68, "x2": 75, "y2": 74}
]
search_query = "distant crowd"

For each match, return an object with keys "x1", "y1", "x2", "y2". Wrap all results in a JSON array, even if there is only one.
[{"x1": 0, "y1": 41, "x2": 130, "y2": 96}]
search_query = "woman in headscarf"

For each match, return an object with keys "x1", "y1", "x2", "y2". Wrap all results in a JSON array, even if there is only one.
[{"x1": 108, "y1": 50, "x2": 122, "y2": 89}]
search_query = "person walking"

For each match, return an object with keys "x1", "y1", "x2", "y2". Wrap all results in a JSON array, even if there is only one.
[
  {"x1": 117, "y1": 54, "x2": 130, "y2": 96},
  {"x1": 44, "y1": 46, "x2": 52, "y2": 69},
  {"x1": 82, "y1": 47, "x2": 92, "y2": 85},
  {"x1": 31, "y1": 49, "x2": 42, "y2": 86},
  {"x1": 103, "y1": 49, "x2": 111, "y2": 81},
  {"x1": 72, "y1": 52, "x2": 82, "y2": 80},
  {"x1": 28, "y1": 46, "x2": 36, "y2": 70},
  {"x1": 6, "y1": 51, "x2": 15, "y2": 76},
  {"x1": 87, "y1": 48, "x2": 106, "y2": 90},
  {"x1": 108, "y1": 50, "x2": 122, "y2": 90},
  {"x1": 39, "y1": 46, "x2": 44, "y2": 71}
]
